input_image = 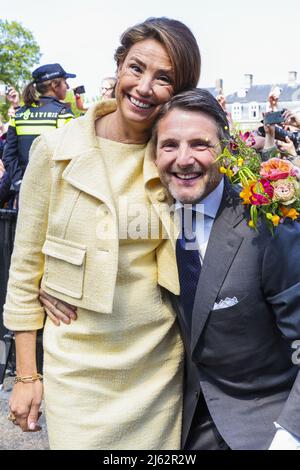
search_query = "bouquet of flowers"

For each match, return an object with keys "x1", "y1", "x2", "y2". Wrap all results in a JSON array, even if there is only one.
[{"x1": 218, "y1": 131, "x2": 300, "y2": 233}]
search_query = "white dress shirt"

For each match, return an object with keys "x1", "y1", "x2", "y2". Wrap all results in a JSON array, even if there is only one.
[
  {"x1": 175, "y1": 178, "x2": 224, "y2": 263},
  {"x1": 175, "y1": 177, "x2": 300, "y2": 450}
]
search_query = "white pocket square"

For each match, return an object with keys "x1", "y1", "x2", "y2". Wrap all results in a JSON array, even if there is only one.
[{"x1": 213, "y1": 296, "x2": 238, "y2": 310}]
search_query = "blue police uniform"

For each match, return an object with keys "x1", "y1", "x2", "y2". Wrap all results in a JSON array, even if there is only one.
[{"x1": 3, "y1": 96, "x2": 74, "y2": 191}]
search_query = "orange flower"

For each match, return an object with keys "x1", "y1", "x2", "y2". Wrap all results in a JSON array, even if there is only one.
[
  {"x1": 260, "y1": 158, "x2": 295, "y2": 180},
  {"x1": 280, "y1": 206, "x2": 299, "y2": 220},
  {"x1": 240, "y1": 183, "x2": 255, "y2": 205},
  {"x1": 288, "y1": 208, "x2": 299, "y2": 220},
  {"x1": 271, "y1": 215, "x2": 280, "y2": 226}
]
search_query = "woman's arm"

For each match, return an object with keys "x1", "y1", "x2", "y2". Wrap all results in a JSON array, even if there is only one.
[
  {"x1": 3, "y1": 135, "x2": 52, "y2": 330},
  {"x1": 4, "y1": 136, "x2": 51, "y2": 431},
  {"x1": 9, "y1": 331, "x2": 43, "y2": 432}
]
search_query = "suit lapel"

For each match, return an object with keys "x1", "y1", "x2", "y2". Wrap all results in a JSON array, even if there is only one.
[
  {"x1": 62, "y1": 148, "x2": 115, "y2": 211},
  {"x1": 52, "y1": 100, "x2": 118, "y2": 211},
  {"x1": 191, "y1": 182, "x2": 245, "y2": 354}
]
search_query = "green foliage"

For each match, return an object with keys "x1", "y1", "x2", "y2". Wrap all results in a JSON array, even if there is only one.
[
  {"x1": 0, "y1": 19, "x2": 41, "y2": 120},
  {"x1": 0, "y1": 19, "x2": 41, "y2": 89}
]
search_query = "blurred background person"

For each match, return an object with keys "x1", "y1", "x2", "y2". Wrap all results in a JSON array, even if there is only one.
[
  {"x1": 2, "y1": 63, "x2": 75, "y2": 196},
  {"x1": 216, "y1": 93, "x2": 233, "y2": 129},
  {"x1": 100, "y1": 76, "x2": 116, "y2": 100},
  {"x1": 283, "y1": 109, "x2": 300, "y2": 130},
  {"x1": 6, "y1": 86, "x2": 21, "y2": 115},
  {"x1": 255, "y1": 88, "x2": 300, "y2": 163},
  {"x1": 266, "y1": 86, "x2": 282, "y2": 112}
]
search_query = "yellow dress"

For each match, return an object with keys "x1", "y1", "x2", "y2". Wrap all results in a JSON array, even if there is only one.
[{"x1": 42, "y1": 137, "x2": 183, "y2": 449}]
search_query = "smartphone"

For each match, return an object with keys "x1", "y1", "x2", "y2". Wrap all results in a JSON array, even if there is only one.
[
  {"x1": 73, "y1": 85, "x2": 85, "y2": 95},
  {"x1": 264, "y1": 110, "x2": 285, "y2": 126}
]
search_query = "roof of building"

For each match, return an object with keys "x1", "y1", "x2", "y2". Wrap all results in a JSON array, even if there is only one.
[
  {"x1": 203, "y1": 87, "x2": 219, "y2": 98},
  {"x1": 226, "y1": 83, "x2": 300, "y2": 104}
]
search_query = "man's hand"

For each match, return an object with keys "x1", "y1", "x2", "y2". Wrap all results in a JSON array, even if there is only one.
[
  {"x1": 75, "y1": 94, "x2": 88, "y2": 112},
  {"x1": 216, "y1": 94, "x2": 226, "y2": 111},
  {"x1": 277, "y1": 136, "x2": 297, "y2": 158},
  {"x1": 39, "y1": 289, "x2": 77, "y2": 326},
  {"x1": 283, "y1": 109, "x2": 300, "y2": 129},
  {"x1": 268, "y1": 92, "x2": 279, "y2": 112}
]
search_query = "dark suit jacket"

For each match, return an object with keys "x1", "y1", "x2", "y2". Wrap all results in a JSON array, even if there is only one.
[{"x1": 173, "y1": 181, "x2": 300, "y2": 450}]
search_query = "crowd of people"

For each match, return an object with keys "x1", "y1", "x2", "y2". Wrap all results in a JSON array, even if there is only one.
[
  {"x1": 0, "y1": 70, "x2": 115, "y2": 208},
  {"x1": 1, "y1": 16, "x2": 300, "y2": 451}
]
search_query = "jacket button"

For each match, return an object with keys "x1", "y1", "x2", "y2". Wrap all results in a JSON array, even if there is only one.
[
  {"x1": 156, "y1": 190, "x2": 166, "y2": 202},
  {"x1": 195, "y1": 391, "x2": 199, "y2": 399}
]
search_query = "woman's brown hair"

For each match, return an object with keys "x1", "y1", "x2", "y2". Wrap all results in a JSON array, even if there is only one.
[
  {"x1": 114, "y1": 17, "x2": 201, "y2": 93},
  {"x1": 22, "y1": 78, "x2": 63, "y2": 107}
]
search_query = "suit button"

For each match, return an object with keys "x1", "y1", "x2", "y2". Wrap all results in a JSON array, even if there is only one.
[
  {"x1": 195, "y1": 391, "x2": 199, "y2": 399},
  {"x1": 156, "y1": 190, "x2": 166, "y2": 202}
]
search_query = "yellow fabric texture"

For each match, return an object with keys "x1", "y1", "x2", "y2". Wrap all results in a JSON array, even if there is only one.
[{"x1": 4, "y1": 100, "x2": 183, "y2": 449}]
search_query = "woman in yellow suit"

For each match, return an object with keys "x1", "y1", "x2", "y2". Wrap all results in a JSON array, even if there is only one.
[{"x1": 4, "y1": 17, "x2": 201, "y2": 449}]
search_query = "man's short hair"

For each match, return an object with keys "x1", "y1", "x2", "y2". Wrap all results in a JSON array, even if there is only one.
[{"x1": 152, "y1": 88, "x2": 230, "y2": 147}]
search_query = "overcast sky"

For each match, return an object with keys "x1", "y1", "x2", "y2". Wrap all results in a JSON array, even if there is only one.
[{"x1": 2, "y1": 0, "x2": 300, "y2": 99}]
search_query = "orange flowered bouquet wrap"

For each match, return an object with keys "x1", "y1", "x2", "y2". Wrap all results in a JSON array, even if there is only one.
[{"x1": 217, "y1": 131, "x2": 300, "y2": 232}]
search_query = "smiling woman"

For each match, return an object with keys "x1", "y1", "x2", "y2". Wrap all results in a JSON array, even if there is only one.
[
  {"x1": 4, "y1": 17, "x2": 201, "y2": 450},
  {"x1": 96, "y1": 38, "x2": 175, "y2": 142}
]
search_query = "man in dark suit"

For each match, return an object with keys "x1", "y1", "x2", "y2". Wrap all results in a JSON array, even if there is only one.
[{"x1": 154, "y1": 88, "x2": 300, "y2": 450}]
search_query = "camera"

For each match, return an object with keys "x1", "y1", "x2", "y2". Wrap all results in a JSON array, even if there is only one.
[
  {"x1": 0, "y1": 84, "x2": 9, "y2": 97},
  {"x1": 257, "y1": 125, "x2": 300, "y2": 153},
  {"x1": 73, "y1": 85, "x2": 85, "y2": 95},
  {"x1": 264, "y1": 110, "x2": 285, "y2": 125}
]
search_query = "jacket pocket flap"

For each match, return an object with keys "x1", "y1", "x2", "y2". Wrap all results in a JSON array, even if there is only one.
[{"x1": 42, "y1": 237, "x2": 86, "y2": 266}]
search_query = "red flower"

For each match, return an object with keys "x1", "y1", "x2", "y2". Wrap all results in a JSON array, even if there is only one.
[
  {"x1": 260, "y1": 178, "x2": 274, "y2": 199},
  {"x1": 239, "y1": 131, "x2": 256, "y2": 147},
  {"x1": 248, "y1": 179, "x2": 273, "y2": 205}
]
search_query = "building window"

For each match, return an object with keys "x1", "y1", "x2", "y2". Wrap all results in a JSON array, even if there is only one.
[
  {"x1": 232, "y1": 103, "x2": 242, "y2": 121},
  {"x1": 249, "y1": 102, "x2": 259, "y2": 120}
]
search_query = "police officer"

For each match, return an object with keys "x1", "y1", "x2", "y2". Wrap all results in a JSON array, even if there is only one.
[{"x1": 3, "y1": 63, "x2": 76, "y2": 193}]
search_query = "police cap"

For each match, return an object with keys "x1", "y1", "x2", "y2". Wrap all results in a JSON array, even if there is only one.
[{"x1": 32, "y1": 63, "x2": 76, "y2": 83}]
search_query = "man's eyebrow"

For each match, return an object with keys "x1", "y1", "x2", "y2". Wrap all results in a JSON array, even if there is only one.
[
  {"x1": 158, "y1": 137, "x2": 178, "y2": 145},
  {"x1": 190, "y1": 138, "x2": 212, "y2": 144}
]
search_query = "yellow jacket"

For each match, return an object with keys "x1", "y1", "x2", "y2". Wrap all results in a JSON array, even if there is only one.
[{"x1": 4, "y1": 100, "x2": 180, "y2": 331}]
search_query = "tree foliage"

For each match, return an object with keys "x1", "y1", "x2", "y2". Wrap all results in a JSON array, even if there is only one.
[{"x1": 0, "y1": 19, "x2": 41, "y2": 90}]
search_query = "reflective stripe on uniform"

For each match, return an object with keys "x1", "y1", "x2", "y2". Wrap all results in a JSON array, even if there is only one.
[
  {"x1": 15, "y1": 124, "x2": 58, "y2": 135},
  {"x1": 15, "y1": 120, "x2": 59, "y2": 126},
  {"x1": 57, "y1": 114, "x2": 74, "y2": 120},
  {"x1": 57, "y1": 116, "x2": 74, "y2": 127}
]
